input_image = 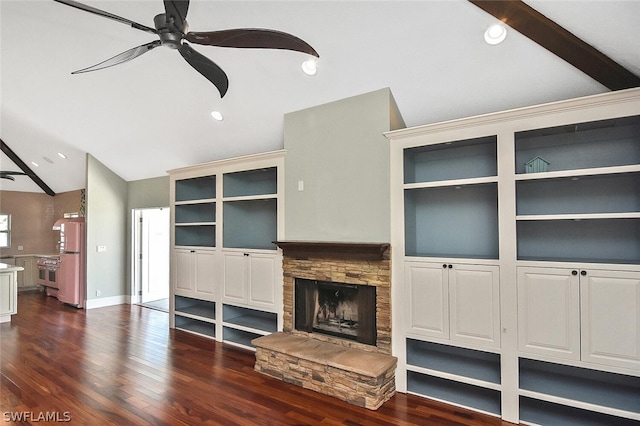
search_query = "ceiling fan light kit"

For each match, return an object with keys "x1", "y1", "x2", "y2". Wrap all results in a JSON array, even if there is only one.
[{"x1": 53, "y1": 0, "x2": 319, "y2": 98}]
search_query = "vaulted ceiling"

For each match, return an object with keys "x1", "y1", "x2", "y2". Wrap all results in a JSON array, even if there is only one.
[{"x1": 2, "y1": 1, "x2": 639, "y2": 194}]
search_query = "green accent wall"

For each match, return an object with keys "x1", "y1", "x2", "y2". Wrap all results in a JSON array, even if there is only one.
[{"x1": 284, "y1": 88, "x2": 405, "y2": 242}]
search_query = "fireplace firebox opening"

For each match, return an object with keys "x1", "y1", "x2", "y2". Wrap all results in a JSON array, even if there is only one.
[{"x1": 295, "y1": 278, "x2": 377, "y2": 346}]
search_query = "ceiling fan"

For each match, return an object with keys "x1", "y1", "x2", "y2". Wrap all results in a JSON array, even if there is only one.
[{"x1": 53, "y1": 0, "x2": 319, "y2": 98}]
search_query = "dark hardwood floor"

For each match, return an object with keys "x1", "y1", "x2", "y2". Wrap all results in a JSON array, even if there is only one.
[{"x1": 1, "y1": 291, "x2": 515, "y2": 425}]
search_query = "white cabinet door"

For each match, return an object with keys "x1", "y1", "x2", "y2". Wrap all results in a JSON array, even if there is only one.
[
  {"x1": 581, "y1": 269, "x2": 640, "y2": 370},
  {"x1": 173, "y1": 249, "x2": 217, "y2": 300},
  {"x1": 450, "y1": 264, "x2": 500, "y2": 347},
  {"x1": 194, "y1": 251, "x2": 217, "y2": 299},
  {"x1": 405, "y1": 262, "x2": 449, "y2": 339},
  {"x1": 248, "y1": 253, "x2": 277, "y2": 310},
  {"x1": 222, "y1": 252, "x2": 247, "y2": 304},
  {"x1": 517, "y1": 267, "x2": 580, "y2": 360},
  {"x1": 0, "y1": 272, "x2": 17, "y2": 319},
  {"x1": 222, "y1": 251, "x2": 279, "y2": 310},
  {"x1": 173, "y1": 249, "x2": 194, "y2": 295}
]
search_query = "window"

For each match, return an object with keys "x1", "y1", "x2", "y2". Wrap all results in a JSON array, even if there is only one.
[{"x1": 0, "y1": 214, "x2": 10, "y2": 248}]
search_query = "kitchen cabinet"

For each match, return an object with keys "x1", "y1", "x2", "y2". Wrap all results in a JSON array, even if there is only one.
[
  {"x1": 16, "y1": 256, "x2": 37, "y2": 289},
  {"x1": 0, "y1": 264, "x2": 20, "y2": 323}
]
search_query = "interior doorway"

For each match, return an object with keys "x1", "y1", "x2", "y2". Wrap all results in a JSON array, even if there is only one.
[{"x1": 132, "y1": 207, "x2": 170, "y2": 310}]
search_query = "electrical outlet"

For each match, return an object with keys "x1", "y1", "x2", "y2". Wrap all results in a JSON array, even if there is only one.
[
  {"x1": 96, "y1": 290, "x2": 101, "y2": 297},
  {"x1": 17, "y1": 245, "x2": 23, "y2": 251},
  {"x1": 96, "y1": 245, "x2": 107, "y2": 252}
]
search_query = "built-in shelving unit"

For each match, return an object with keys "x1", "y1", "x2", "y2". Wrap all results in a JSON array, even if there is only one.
[
  {"x1": 386, "y1": 88, "x2": 640, "y2": 424},
  {"x1": 169, "y1": 152, "x2": 284, "y2": 350},
  {"x1": 515, "y1": 115, "x2": 640, "y2": 265},
  {"x1": 174, "y1": 175, "x2": 217, "y2": 248},
  {"x1": 222, "y1": 304, "x2": 277, "y2": 349},
  {"x1": 403, "y1": 136, "x2": 498, "y2": 259}
]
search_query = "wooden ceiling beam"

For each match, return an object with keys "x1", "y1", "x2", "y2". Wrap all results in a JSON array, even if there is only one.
[
  {"x1": 469, "y1": 0, "x2": 640, "y2": 91},
  {"x1": 0, "y1": 138, "x2": 56, "y2": 196}
]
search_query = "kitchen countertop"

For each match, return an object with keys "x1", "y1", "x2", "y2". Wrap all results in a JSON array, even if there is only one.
[
  {"x1": 0, "y1": 262, "x2": 24, "y2": 272},
  {"x1": 1, "y1": 254, "x2": 60, "y2": 259}
]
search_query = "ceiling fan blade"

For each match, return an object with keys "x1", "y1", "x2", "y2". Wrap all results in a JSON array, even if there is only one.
[
  {"x1": 72, "y1": 41, "x2": 162, "y2": 74},
  {"x1": 164, "y1": 0, "x2": 190, "y2": 30},
  {"x1": 179, "y1": 43, "x2": 229, "y2": 98},
  {"x1": 53, "y1": 0, "x2": 157, "y2": 34},
  {"x1": 0, "y1": 171, "x2": 27, "y2": 181},
  {"x1": 185, "y1": 29, "x2": 319, "y2": 57}
]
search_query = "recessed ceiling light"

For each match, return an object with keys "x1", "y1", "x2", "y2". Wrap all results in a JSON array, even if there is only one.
[
  {"x1": 301, "y1": 59, "x2": 317, "y2": 76},
  {"x1": 210, "y1": 111, "x2": 223, "y2": 121},
  {"x1": 58, "y1": 152, "x2": 67, "y2": 159},
  {"x1": 31, "y1": 161, "x2": 39, "y2": 167},
  {"x1": 484, "y1": 23, "x2": 507, "y2": 45}
]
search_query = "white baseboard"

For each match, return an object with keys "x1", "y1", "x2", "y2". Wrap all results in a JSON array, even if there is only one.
[{"x1": 84, "y1": 295, "x2": 128, "y2": 309}]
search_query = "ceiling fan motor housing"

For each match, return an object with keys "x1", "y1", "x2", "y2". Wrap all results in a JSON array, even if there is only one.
[{"x1": 154, "y1": 13, "x2": 187, "y2": 49}]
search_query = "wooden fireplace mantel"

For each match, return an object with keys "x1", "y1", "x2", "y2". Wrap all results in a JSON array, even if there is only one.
[{"x1": 274, "y1": 241, "x2": 390, "y2": 261}]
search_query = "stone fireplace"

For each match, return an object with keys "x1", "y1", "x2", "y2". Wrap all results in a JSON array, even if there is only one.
[{"x1": 252, "y1": 241, "x2": 396, "y2": 410}]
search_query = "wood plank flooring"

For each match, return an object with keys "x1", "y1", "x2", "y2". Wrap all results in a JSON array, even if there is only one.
[{"x1": 1, "y1": 291, "x2": 516, "y2": 425}]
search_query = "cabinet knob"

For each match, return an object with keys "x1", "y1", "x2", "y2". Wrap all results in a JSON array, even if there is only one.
[
  {"x1": 581, "y1": 270, "x2": 587, "y2": 276},
  {"x1": 448, "y1": 264, "x2": 453, "y2": 269},
  {"x1": 244, "y1": 253, "x2": 250, "y2": 257},
  {"x1": 572, "y1": 270, "x2": 578, "y2": 276},
  {"x1": 443, "y1": 264, "x2": 447, "y2": 269}
]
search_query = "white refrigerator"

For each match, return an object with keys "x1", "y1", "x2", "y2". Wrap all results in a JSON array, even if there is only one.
[{"x1": 58, "y1": 219, "x2": 85, "y2": 308}]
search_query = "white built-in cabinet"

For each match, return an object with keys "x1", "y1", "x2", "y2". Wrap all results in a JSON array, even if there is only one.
[
  {"x1": 387, "y1": 88, "x2": 640, "y2": 425},
  {"x1": 169, "y1": 151, "x2": 284, "y2": 350},
  {"x1": 406, "y1": 262, "x2": 500, "y2": 347},
  {"x1": 173, "y1": 249, "x2": 217, "y2": 301}
]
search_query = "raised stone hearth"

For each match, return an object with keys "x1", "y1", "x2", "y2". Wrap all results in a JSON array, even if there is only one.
[
  {"x1": 253, "y1": 241, "x2": 395, "y2": 410},
  {"x1": 253, "y1": 333, "x2": 396, "y2": 410}
]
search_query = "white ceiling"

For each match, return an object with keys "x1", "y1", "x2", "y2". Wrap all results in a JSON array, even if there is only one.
[{"x1": 1, "y1": 0, "x2": 639, "y2": 194}]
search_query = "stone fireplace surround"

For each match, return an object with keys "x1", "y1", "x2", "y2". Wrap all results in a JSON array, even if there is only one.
[{"x1": 252, "y1": 241, "x2": 397, "y2": 410}]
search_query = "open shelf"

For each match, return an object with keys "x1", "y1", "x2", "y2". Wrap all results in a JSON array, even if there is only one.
[
  {"x1": 175, "y1": 175, "x2": 216, "y2": 202},
  {"x1": 404, "y1": 136, "x2": 497, "y2": 184},
  {"x1": 175, "y1": 315, "x2": 216, "y2": 338},
  {"x1": 223, "y1": 199, "x2": 277, "y2": 250},
  {"x1": 404, "y1": 183, "x2": 498, "y2": 259},
  {"x1": 223, "y1": 327, "x2": 262, "y2": 349},
  {"x1": 223, "y1": 167, "x2": 277, "y2": 198},
  {"x1": 175, "y1": 203, "x2": 216, "y2": 224},
  {"x1": 223, "y1": 304, "x2": 277, "y2": 333},
  {"x1": 517, "y1": 218, "x2": 640, "y2": 264},
  {"x1": 516, "y1": 172, "x2": 640, "y2": 216},
  {"x1": 515, "y1": 115, "x2": 640, "y2": 175},
  {"x1": 407, "y1": 339, "x2": 501, "y2": 384},
  {"x1": 175, "y1": 225, "x2": 216, "y2": 247},
  {"x1": 520, "y1": 396, "x2": 640, "y2": 426},
  {"x1": 175, "y1": 296, "x2": 215, "y2": 320},
  {"x1": 407, "y1": 371, "x2": 501, "y2": 416},
  {"x1": 519, "y1": 358, "x2": 640, "y2": 416}
]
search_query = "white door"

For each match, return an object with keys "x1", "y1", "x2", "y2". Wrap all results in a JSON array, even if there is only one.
[
  {"x1": 517, "y1": 267, "x2": 580, "y2": 360},
  {"x1": 581, "y1": 269, "x2": 640, "y2": 369},
  {"x1": 449, "y1": 264, "x2": 500, "y2": 347},
  {"x1": 134, "y1": 208, "x2": 170, "y2": 304},
  {"x1": 405, "y1": 262, "x2": 449, "y2": 339}
]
